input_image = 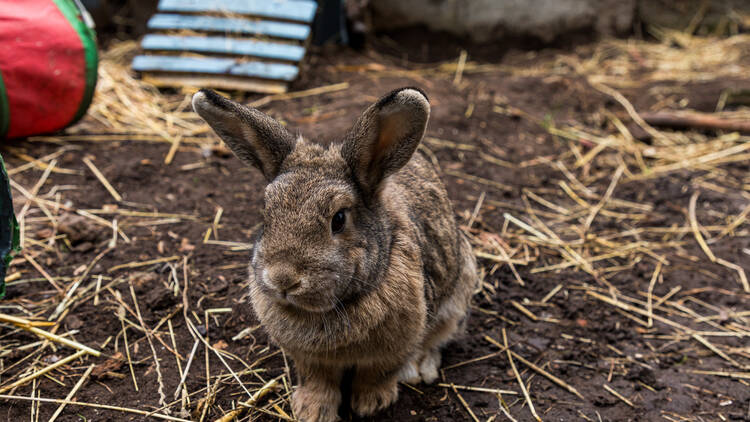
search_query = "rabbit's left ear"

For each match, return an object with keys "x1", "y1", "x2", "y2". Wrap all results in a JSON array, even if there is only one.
[
  {"x1": 343, "y1": 87, "x2": 430, "y2": 196},
  {"x1": 192, "y1": 89, "x2": 296, "y2": 181}
]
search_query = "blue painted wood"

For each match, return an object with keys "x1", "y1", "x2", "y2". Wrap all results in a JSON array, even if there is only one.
[
  {"x1": 158, "y1": 0, "x2": 317, "y2": 23},
  {"x1": 141, "y1": 35, "x2": 305, "y2": 61},
  {"x1": 148, "y1": 14, "x2": 310, "y2": 40},
  {"x1": 132, "y1": 56, "x2": 299, "y2": 81}
]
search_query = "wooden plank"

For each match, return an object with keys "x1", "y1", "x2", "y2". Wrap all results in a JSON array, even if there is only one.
[
  {"x1": 147, "y1": 14, "x2": 310, "y2": 41},
  {"x1": 142, "y1": 73, "x2": 288, "y2": 94},
  {"x1": 141, "y1": 35, "x2": 305, "y2": 62},
  {"x1": 132, "y1": 56, "x2": 299, "y2": 81},
  {"x1": 157, "y1": 0, "x2": 317, "y2": 23}
]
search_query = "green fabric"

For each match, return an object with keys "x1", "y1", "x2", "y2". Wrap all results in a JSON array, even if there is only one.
[
  {"x1": 0, "y1": 72, "x2": 9, "y2": 138},
  {"x1": 52, "y1": 0, "x2": 98, "y2": 126},
  {"x1": 0, "y1": 153, "x2": 20, "y2": 299}
]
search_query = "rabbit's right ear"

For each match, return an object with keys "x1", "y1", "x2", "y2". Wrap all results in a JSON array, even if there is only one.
[
  {"x1": 192, "y1": 89, "x2": 296, "y2": 181},
  {"x1": 343, "y1": 87, "x2": 430, "y2": 197}
]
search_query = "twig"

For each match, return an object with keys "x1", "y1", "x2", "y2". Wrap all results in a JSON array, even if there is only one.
[
  {"x1": 48, "y1": 363, "x2": 95, "y2": 422},
  {"x1": 603, "y1": 384, "x2": 634, "y2": 408},
  {"x1": 118, "y1": 307, "x2": 139, "y2": 392},
  {"x1": 641, "y1": 111, "x2": 750, "y2": 133},
  {"x1": 0, "y1": 314, "x2": 100, "y2": 356},
  {"x1": 82, "y1": 157, "x2": 122, "y2": 202},
  {"x1": 0, "y1": 394, "x2": 191, "y2": 421},
  {"x1": 129, "y1": 282, "x2": 168, "y2": 407},
  {"x1": 647, "y1": 262, "x2": 663, "y2": 327},
  {"x1": 0, "y1": 350, "x2": 86, "y2": 394},
  {"x1": 174, "y1": 339, "x2": 199, "y2": 400},
  {"x1": 502, "y1": 329, "x2": 541, "y2": 421},
  {"x1": 454, "y1": 50, "x2": 467, "y2": 85},
  {"x1": 22, "y1": 254, "x2": 63, "y2": 294},
  {"x1": 248, "y1": 82, "x2": 349, "y2": 108},
  {"x1": 509, "y1": 352, "x2": 584, "y2": 400},
  {"x1": 692, "y1": 333, "x2": 745, "y2": 369},
  {"x1": 436, "y1": 383, "x2": 517, "y2": 395},
  {"x1": 688, "y1": 192, "x2": 715, "y2": 261},
  {"x1": 450, "y1": 383, "x2": 480, "y2": 422},
  {"x1": 108, "y1": 255, "x2": 180, "y2": 272}
]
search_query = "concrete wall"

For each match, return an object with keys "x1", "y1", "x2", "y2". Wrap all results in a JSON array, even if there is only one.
[{"x1": 366, "y1": 0, "x2": 636, "y2": 42}]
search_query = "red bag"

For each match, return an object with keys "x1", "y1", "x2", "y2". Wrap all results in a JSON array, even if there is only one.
[{"x1": 0, "y1": 0, "x2": 98, "y2": 138}]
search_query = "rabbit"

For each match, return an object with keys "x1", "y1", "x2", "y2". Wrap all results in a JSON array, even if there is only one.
[{"x1": 192, "y1": 87, "x2": 480, "y2": 422}]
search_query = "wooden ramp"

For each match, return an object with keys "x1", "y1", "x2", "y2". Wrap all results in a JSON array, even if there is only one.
[{"x1": 132, "y1": 0, "x2": 318, "y2": 93}]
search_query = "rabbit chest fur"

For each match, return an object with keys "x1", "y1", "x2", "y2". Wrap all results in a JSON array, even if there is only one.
[{"x1": 193, "y1": 87, "x2": 479, "y2": 422}]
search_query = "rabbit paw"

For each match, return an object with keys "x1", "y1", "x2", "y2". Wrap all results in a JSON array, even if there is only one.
[
  {"x1": 397, "y1": 360, "x2": 421, "y2": 384},
  {"x1": 292, "y1": 386, "x2": 341, "y2": 422},
  {"x1": 397, "y1": 350, "x2": 441, "y2": 384},
  {"x1": 351, "y1": 380, "x2": 398, "y2": 416},
  {"x1": 418, "y1": 349, "x2": 441, "y2": 384}
]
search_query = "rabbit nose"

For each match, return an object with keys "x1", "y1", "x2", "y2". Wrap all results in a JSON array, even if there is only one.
[{"x1": 264, "y1": 267, "x2": 301, "y2": 297}]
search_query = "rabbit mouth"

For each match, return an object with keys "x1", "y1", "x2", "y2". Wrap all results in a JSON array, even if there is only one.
[
  {"x1": 284, "y1": 294, "x2": 337, "y2": 313},
  {"x1": 260, "y1": 286, "x2": 336, "y2": 313}
]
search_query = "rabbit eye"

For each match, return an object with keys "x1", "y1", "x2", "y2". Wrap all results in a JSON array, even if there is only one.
[{"x1": 331, "y1": 209, "x2": 346, "y2": 234}]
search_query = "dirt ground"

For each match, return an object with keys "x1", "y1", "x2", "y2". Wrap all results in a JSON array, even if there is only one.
[{"x1": 2, "y1": 30, "x2": 750, "y2": 422}]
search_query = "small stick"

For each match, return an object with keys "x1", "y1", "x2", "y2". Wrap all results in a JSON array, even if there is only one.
[
  {"x1": 0, "y1": 314, "x2": 100, "y2": 356},
  {"x1": 174, "y1": 339, "x2": 200, "y2": 400},
  {"x1": 119, "y1": 308, "x2": 139, "y2": 392},
  {"x1": 436, "y1": 383, "x2": 517, "y2": 395},
  {"x1": 450, "y1": 383, "x2": 480, "y2": 422},
  {"x1": 688, "y1": 192, "x2": 715, "y2": 262},
  {"x1": 238, "y1": 377, "x2": 280, "y2": 407},
  {"x1": 83, "y1": 157, "x2": 122, "y2": 202},
  {"x1": 0, "y1": 394, "x2": 191, "y2": 422},
  {"x1": 0, "y1": 350, "x2": 85, "y2": 394},
  {"x1": 603, "y1": 384, "x2": 634, "y2": 408},
  {"x1": 692, "y1": 333, "x2": 744, "y2": 368},
  {"x1": 94, "y1": 275, "x2": 103, "y2": 306},
  {"x1": 224, "y1": 377, "x2": 281, "y2": 421},
  {"x1": 503, "y1": 213, "x2": 550, "y2": 241},
  {"x1": 466, "y1": 191, "x2": 485, "y2": 229},
  {"x1": 541, "y1": 284, "x2": 563, "y2": 303},
  {"x1": 641, "y1": 111, "x2": 750, "y2": 134},
  {"x1": 582, "y1": 165, "x2": 624, "y2": 232},
  {"x1": 168, "y1": 319, "x2": 188, "y2": 406},
  {"x1": 48, "y1": 363, "x2": 95, "y2": 422},
  {"x1": 248, "y1": 82, "x2": 349, "y2": 108},
  {"x1": 164, "y1": 135, "x2": 184, "y2": 165},
  {"x1": 654, "y1": 286, "x2": 681, "y2": 308},
  {"x1": 129, "y1": 282, "x2": 168, "y2": 407},
  {"x1": 509, "y1": 351, "x2": 584, "y2": 400},
  {"x1": 442, "y1": 349, "x2": 507, "y2": 370},
  {"x1": 109, "y1": 218, "x2": 118, "y2": 248},
  {"x1": 647, "y1": 262, "x2": 663, "y2": 327},
  {"x1": 23, "y1": 254, "x2": 63, "y2": 294},
  {"x1": 586, "y1": 291, "x2": 692, "y2": 333},
  {"x1": 486, "y1": 336, "x2": 583, "y2": 399},
  {"x1": 108, "y1": 255, "x2": 180, "y2": 272},
  {"x1": 502, "y1": 329, "x2": 541, "y2": 421},
  {"x1": 687, "y1": 370, "x2": 750, "y2": 379},
  {"x1": 510, "y1": 301, "x2": 538, "y2": 321},
  {"x1": 715, "y1": 258, "x2": 750, "y2": 293},
  {"x1": 496, "y1": 394, "x2": 519, "y2": 422},
  {"x1": 453, "y1": 50, "x2": 467, "y2": 85},
  {"x1": 212, "y1": 206, "x2": 224, "y2": 240}
]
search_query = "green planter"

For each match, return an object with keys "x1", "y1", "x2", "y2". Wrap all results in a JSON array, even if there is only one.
[{"x1": 0, "y1": 153, "x2": 20, "y2": 299}]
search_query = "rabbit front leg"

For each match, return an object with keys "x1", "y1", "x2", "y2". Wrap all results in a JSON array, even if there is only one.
[
  {"x1": 292, "y1": 359, "x2": 344, "y2": 422},
  {"x1": 350, "y1": 364, "x2": 400, "y2": 416}
]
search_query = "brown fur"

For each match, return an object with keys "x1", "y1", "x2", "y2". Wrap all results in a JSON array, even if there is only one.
[{"x1": 193, "y1": 88, "x2": 480, "y2": 421}]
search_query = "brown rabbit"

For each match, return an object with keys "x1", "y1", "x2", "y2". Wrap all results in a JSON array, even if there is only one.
[{"x1": 193, "y1": 87, "x2": 479, "y2": 421}]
